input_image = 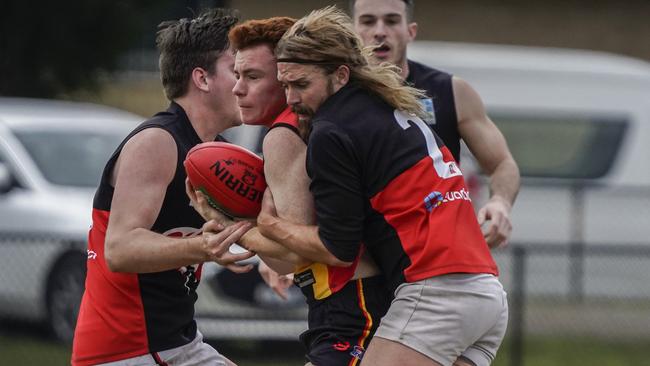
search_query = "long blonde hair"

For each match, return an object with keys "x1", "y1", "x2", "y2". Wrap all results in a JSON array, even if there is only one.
[{"x1": 276, "y1": 6, "x2": 427, "y2": 118}]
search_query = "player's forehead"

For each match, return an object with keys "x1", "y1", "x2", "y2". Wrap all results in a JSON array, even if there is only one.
[
  {"x1": 277, "y1": 63, "x2": 321, "y2": 82},
  {"x1": 235, "y1": 44, "x2": 275, "y2": 71},
  {"x1": 354, "y1": 0, "x2": 407, "y2": 19}
]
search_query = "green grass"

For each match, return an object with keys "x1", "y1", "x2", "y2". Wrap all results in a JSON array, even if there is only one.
[
  {"x1": 1, "y1": 334, "x2": 71, "y2": 365},
  {"x1": 2, "y1": 334, "x2": 649, "y2": 366},
  {"x1": 492, "y1": 336, "x2": 650, "y2": 366},
  {"x1": 0, "y1": 335, "x2": 305, "y2": 366}
]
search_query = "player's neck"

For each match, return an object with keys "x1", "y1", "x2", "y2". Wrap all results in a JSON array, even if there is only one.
[
  {"x1": 175, "y1": 97, "x2": 235, "y2": 142},
  {"x1": 397, "y1": 58, "x2": 410, "y2": 80}
]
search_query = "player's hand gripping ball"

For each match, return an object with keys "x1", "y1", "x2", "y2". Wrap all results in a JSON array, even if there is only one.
[{"x1": 184, "y1": 142, "x2": 266, "y2": 219}]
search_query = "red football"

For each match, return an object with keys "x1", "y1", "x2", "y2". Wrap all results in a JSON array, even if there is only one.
[{"x1": 184, "y1": 141, "x2": 266, "y2": 218}]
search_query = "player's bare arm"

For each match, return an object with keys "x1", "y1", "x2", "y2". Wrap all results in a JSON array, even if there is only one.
[
  {"x1": 453, "y1": 76, "x2": 521, "y2": 247},
  {"x1": 257, "y1": 190, "x2": 353, "y2": 267},
  {"x1": 259, "y1": 126, "x2": 314, "y2": 272},
  {"x1": 105, "y1": 128, "x2": 253, "y2": 273}
]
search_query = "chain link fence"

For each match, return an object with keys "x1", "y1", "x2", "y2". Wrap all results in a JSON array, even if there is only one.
[
  {"x1": 2, "y1": 233, "x2": 649, "y2": 365},
  {"x1": 494, "y1": 243, "x2": 650, "y2": 365}
]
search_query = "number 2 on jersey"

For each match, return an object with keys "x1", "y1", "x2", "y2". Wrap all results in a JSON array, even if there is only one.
[{"x1": 393, "y1": 110, "x2": 462, "y2": 179}]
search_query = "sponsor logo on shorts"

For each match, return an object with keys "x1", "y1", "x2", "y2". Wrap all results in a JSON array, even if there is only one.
[
  {"x1": 350, "y1": 345, "x2": 365, "y2": 360},
  {"x1": 294, "y1": 269, "x2": 315, "y2": 288},
  {"x1": 332, "y1": 341, "x2": 350, "y2": 351},
  {"x1": 424, "y1": 188, "x2": 472, "y2": 212}
]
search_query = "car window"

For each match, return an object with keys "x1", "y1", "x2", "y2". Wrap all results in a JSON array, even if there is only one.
[
  {"x1": 492, "y1": 114, "x2": 629, "y2": 179},
  {"x1": 13, "y1": 130, "x2": 124, "y2": 187}
]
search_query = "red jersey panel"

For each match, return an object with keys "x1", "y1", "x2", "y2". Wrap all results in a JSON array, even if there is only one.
[
  {"x1": 269, "y1": 106, "x2": 300, "y2": 135},
  {"x1": 370, "y1": 154, "x2": 497, "y2": 283},
  {"x1": 73, "y1": 209, "x2": 149, "y2": 365}
]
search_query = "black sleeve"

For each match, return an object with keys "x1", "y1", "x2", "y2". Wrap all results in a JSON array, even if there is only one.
[{"x1": 307, "y1": 121, "x2": 364, "y2": 262}]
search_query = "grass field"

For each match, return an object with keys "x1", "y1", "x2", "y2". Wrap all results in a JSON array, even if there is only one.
[
  {"x1": 0, "y1": 333, "x2": 305, "y2": 366},
  {"x1": 2, "y1": 332, "x2": 649, "y2": 366}
]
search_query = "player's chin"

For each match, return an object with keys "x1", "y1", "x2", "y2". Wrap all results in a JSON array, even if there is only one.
[
  {"x1": 231, "y1": 117, "x2": 244, "y2": 127},
  {"x1": 239, "y1": 110, "x2": 257, "y2": 124},
  {"x1": 297, "y1": 115, "x2": 312, "y2": 124}
]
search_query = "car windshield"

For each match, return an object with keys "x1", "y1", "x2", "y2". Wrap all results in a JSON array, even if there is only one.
[{"x1": 14, "y1": 129, "x2": 126, "y2": 187}]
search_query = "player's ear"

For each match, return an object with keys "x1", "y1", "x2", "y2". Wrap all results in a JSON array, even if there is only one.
[
  {"x1": 407, "y1": 22, "x2": 418, "y2": 42},
  {"x1": 191, "y1": 67, "x2": 210, "y2": 92},
  {"x1": 333, "y1": 65, "x2": 350, "y2": 88}
]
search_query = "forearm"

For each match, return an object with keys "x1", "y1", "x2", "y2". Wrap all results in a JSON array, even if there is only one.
[
  {"x1": 239, "y1": 227, "x2": 306, "y2": 265},
  {"x1": 259, "y1": 218, "x2": 351, "y2": 267},
  {"x1": 259, "y1": 256, "x2": 298, "y2": 275},
  {"x1": 488, "y1": 157, "x2": 520, "y2": 207},
  {"x1": 105, "y1": 228, "x2": 206, "y2": 273}
]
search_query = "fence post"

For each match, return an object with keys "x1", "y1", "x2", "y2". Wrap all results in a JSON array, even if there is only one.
[
  {"x1": 510, "y1": 245, "x2": 526, "y2": 366},
  {"x1": 569, "y1": 184, "x2": 585, "y2": 302}
]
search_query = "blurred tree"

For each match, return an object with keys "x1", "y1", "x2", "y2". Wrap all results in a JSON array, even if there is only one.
[{"x1": 0, "y1": 0, "x2": 180, "y2": 98}]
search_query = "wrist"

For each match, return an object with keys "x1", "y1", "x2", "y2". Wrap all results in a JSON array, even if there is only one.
[
  {"x1": 238, "y1": 229, "x2": 258, "y2": 253},
  {"x1": 188, "y1": 235, "x2": 210, "y2": 263},
  {"x1": 489, "y1": 194, "x2": 512, "y2": 211}
]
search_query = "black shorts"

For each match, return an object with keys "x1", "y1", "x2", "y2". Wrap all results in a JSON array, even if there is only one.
[{"x1": 299, "y1": 275, "x2": 392, "y2": 366}]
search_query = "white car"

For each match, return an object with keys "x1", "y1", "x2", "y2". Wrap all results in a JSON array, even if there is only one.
[
  {"x1": 0, "y1": 97, "x2": 141, "y2": 342},
  {"x1": 407, "y1": 40, "x2": 650, "y2": 246}
]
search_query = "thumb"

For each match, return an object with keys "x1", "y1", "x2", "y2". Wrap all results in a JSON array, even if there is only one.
[{"x1": 203, "y1": 219, "x2": 223, "y2": 233}]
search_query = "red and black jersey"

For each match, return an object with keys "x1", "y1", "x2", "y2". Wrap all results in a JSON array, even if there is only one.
[
  {"x1": 307, "y1": 85, "x2": 497, "y2": 294},
  {"x1": 72, "y1": 102, "x2": 219, "y2": 365},
  {"x1": 406, "y1": 60, "x2": 461, "y2": 162}
]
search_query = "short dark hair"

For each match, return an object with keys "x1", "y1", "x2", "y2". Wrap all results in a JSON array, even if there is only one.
[
  {"x1": 348, "y1": 0, "x2": 414, "y2": 22},
  {"x1": 156, "y1": 8, "x2": 239, "y2": 100}
]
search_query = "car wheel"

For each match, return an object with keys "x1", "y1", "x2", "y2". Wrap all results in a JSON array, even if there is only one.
[{"x1": 46, "y1": 252, "x2": 86, "y2": 343}]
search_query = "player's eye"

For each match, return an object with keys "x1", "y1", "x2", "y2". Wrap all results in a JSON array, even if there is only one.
[{"x1": 358, "y1": 16, "x2": 376, "y2": 26}]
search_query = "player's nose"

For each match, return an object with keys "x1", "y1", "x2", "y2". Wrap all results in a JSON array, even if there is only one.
[
  {"x1": 232, "y1": 77, "x2": 247, "y2": 96},
  {"x1": 285, "y1": 87, "x2": 300, "y2": 105},
  {"x1": 373, "y1": 21, "x2": 387, "y2": 39}
]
